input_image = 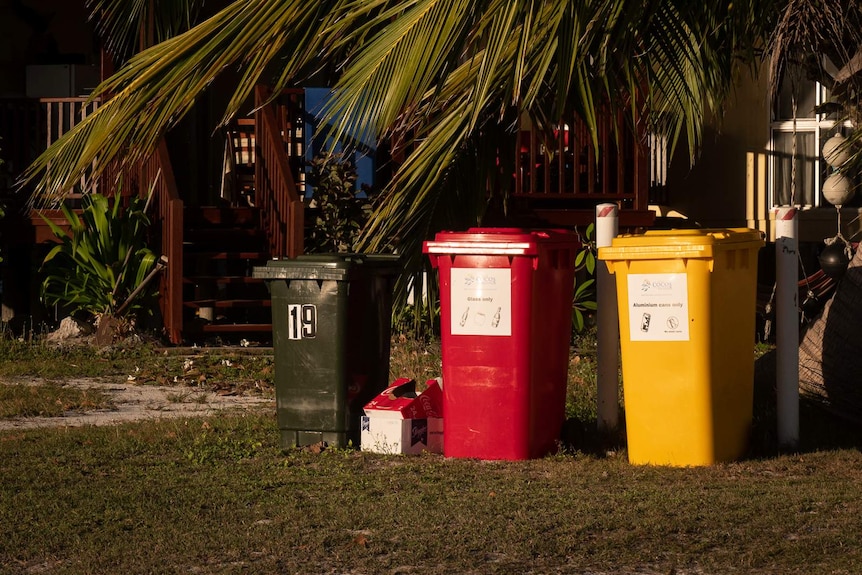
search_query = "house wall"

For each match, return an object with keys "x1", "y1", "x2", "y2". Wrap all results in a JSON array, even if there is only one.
[
  {"x1": 662, "y1": 63, "x2": 862, "y2": 246},
  {"x1": 662, "y1": 66, "x2": 771, "y2": 230},
  {"x1": 0, "y1": 0, "x2": 98, "y2": 97}
]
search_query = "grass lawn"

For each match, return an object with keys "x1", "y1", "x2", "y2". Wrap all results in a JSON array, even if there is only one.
[{"x1": 2, "y1": 334, "x2": 862, "y2": 574}]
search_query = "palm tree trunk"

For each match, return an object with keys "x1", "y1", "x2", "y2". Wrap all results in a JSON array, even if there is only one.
[{"x1": 799, "y1": 247, "x2": 862, "y2": 421}]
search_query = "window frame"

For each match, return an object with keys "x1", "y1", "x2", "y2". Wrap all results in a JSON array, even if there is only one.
[{"x1": 768, "y1": 80, "x2": 833, "y2": 209}]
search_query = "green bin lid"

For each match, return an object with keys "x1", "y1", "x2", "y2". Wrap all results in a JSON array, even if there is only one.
[
  {"x1": 252, "y1": 253, "x2": 401, "y2": 281},
  {"x1": 598, "y1": 228, "x2": 764, "y2": 261}
]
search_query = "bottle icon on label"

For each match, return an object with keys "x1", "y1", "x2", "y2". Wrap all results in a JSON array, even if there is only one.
[
  {"x1": 492, "y1": 307, "x2": 501, "y2": 328},
  {"x1": 460, "y1": 307, "x2": 469, "y2": 327}
]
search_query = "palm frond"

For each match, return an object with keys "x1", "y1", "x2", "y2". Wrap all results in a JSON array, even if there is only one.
[
  {"x1": 87, "y1": 0, "x2": 207, "y2": 61},
  {"x1": 342, "y1": 0, "x2": 771, "y2": 254},
  {"x1": 25, "y1": 0, "x2": 332, "y2": 205},
  {"x1": 28, "y1": 0, "x2": 775, "y2": 265}
]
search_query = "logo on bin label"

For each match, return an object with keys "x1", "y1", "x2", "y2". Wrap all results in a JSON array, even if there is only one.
[
  {"x1": 641, "y1": 278, "x2": 674, "y2": 292},
  {"x1": 463, "y1": 273, "x2": 498, "y2": 287},
  {"x1": 287, "y1": 304, "x2": 317, "y2": 340}
]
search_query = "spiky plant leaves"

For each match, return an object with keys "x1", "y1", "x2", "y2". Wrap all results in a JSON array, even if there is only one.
[
  {"x1": 39, "y1": 189, "x2": 158, "y2": 323},
  {"x1": 87, "y1": 0, "x2": 207, "y2": 63}
]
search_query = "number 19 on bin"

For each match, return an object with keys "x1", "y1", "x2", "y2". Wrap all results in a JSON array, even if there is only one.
[{"x1": 287, "y1": 304, "x2": 317, "y2": 340}]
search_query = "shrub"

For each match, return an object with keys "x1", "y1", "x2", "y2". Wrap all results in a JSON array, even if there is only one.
[
  {"x1": 305, "y1": 152, "x2": 374, "y2": 253},
  {"x1": 39, "y1": 188, "x2": 160, "y2": 329},
  {"x1": 572, "y1": 223, "x2": 598, "y2": 332}
]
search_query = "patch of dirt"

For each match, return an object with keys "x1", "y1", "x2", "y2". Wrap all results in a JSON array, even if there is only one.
[{"x1": 0, "y1": 377, "x2": 274, "y2": 431}]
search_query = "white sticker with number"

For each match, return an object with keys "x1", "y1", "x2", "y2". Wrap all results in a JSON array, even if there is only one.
[{"x1": 287, "y1": 304, "x2": 317, "y2": 340}]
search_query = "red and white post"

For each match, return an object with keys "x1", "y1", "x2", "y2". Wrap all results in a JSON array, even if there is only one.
[{"x1": 596, "y1": 203, "x2": 620, "y2": 432}]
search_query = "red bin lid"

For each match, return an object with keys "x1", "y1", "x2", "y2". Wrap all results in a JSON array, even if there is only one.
[{"x1": 423, "y1": 228, "x2": 578, "y2": 256}]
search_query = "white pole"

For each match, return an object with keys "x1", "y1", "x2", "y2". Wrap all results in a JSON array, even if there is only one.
[
  {"x1": 775, "y1": 206, "x2": 799, "y2": 449},
  {"x1": 596, "y1": 203, "x2": 620, "y2": 432}
]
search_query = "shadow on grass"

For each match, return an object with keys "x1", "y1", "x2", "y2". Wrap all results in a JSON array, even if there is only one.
[
  {"x1": 560, "y1": 416, "x2": 627, "y2": 457},
  {"x1": 560, "y1": 349, "x2": 862, "y2": 461},
  {"x1": 750, "y1": 349, "x2": 862, "y2": 458}
]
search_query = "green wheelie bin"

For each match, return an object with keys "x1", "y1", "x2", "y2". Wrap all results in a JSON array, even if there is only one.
[{"x1": 254, "y1": 254, "x2": 401, "y2": 449}]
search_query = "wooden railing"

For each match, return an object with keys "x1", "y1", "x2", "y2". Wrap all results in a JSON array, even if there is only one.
[
  {"x1": 41, "y1": 97, "x2": 100, "y2": 147},
  {"x1": 514, "y1": 110, "x2": 649, "y2": 211},
  {"x1": 5, "y1": 96, "x2": 111, "y2": 244},
  {"x1": 254, "y1": 85, "x2": 304, "y2": 258},
  {"x1": 140, "y1": 140, "x2": 183, "y2": 344},
  {"x1": 0, "y1": 97, "x2": 100, "y2": 197}
]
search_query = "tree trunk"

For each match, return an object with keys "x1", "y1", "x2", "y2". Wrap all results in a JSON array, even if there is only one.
[
  {"x1": 93, "y1": 315, "x2": 122, "y2": 347},
  {"x1": 799, "y1": 247, "x2": 862, "y2": 422}
]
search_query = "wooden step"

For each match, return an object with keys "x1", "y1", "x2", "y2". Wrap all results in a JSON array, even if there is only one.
[
  {"x1": 184, "y1": 206, "x2": 260, "y2": 227},
  {"x1": 181, "y1": 205, "x2": 274, "y2": 344},
  {"x1": 184, "y1": 299, "x2": 271, "y2": 309},
  {"x1": 197, "y1": 323, "x2": 273, "y2": 334},
  {"x1": 182, "y1": 276, "x2": 265, "y2": 285},
  {"x1": 184, "y1": 228, "x2": 266, "y2": 244},
  {"x1": 183, "y1": 251, "x2": 269, "y2": 260}
]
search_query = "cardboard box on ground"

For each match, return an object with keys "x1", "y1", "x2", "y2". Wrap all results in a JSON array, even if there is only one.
[{"x1": 361, "y1": 377, "x2": 443, "y2": 454}]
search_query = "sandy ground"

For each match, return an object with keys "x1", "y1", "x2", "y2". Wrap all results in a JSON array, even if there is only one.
[{"x1": 0, "y1": 377, "x2": 274, "y2": 431}]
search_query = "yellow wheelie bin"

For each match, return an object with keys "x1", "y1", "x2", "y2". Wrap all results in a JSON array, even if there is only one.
[{"x1": 599, "y1": 229, "x2": 764, "y2": 466}]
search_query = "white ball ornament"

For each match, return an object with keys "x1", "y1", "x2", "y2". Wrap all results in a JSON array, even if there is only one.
[
  {"x1": 822, "y1": 172, "x2": 855, "y2": 206},
  {"x1": 823, "y1": 134, "x2": 850, "y2": 168}
]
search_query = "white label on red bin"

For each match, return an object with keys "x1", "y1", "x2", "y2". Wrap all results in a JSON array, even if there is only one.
[
  {"x1": 450, "y1": 268, "x2": 512, "y2": 336},
  {"x1": 626, "y1": 274, "x2": 689, "y2": 341}
]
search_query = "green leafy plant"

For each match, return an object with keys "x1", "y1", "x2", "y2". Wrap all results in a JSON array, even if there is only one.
[
  {"x1": 392, "y1": 268, "x2": 441, "y2": 341},
  {"x1": 39, "y1": 187, "x2": 160, "y2": 329},
  {"x1": 572, "y1": 223, "x2": 598, "y2": 333},
  {"x1": 305, "y1": 152, "x2": 373, "y2": 253}
]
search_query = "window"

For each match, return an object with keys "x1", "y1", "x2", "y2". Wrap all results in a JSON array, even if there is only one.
[{"x1": 769, "y1": 64, "x2": 854, "y2": 208}]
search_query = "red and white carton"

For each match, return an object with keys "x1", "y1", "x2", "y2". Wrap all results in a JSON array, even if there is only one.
[{"x1": 361, "y1": 378, "x2": 444, "y2": 454}]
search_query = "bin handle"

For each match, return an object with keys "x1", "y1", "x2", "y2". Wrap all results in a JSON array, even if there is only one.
[
  {"x1": 343, "y1": 254, "x2": 367, "y2": 265},
  {"x1": 424, "y1": 241, "x2": 537, "y2": 255}
]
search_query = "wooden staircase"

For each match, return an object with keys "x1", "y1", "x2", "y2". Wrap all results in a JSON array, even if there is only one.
[
  {"x1": 181, "y1": 205, "x2": 274, "y2": 344},
  {"x1": 139, "y1": 86, "x2": 305, "y2": 345}
]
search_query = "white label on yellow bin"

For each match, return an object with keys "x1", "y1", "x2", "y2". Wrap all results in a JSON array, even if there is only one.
[
  {"x1": 626, "y1": 274, "x2": 689, "y2": 341},
  {"x1": 450, "y1": 268, "x2": 512, "y2": 336}
]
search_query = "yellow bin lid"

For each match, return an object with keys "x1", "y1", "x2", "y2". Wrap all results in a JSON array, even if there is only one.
[{"x1": 598, "y1": 228, "x2": 764, "y2": 261}]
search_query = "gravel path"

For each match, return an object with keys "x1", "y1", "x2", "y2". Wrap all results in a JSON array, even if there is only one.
[{"x1": 0, "y1": 377, "x2": 274, "y2": 431}]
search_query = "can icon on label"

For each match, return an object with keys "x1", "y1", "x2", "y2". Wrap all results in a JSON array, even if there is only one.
[{"x1": 641, "y1": 312, "x2": 651, "y2": 332}]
